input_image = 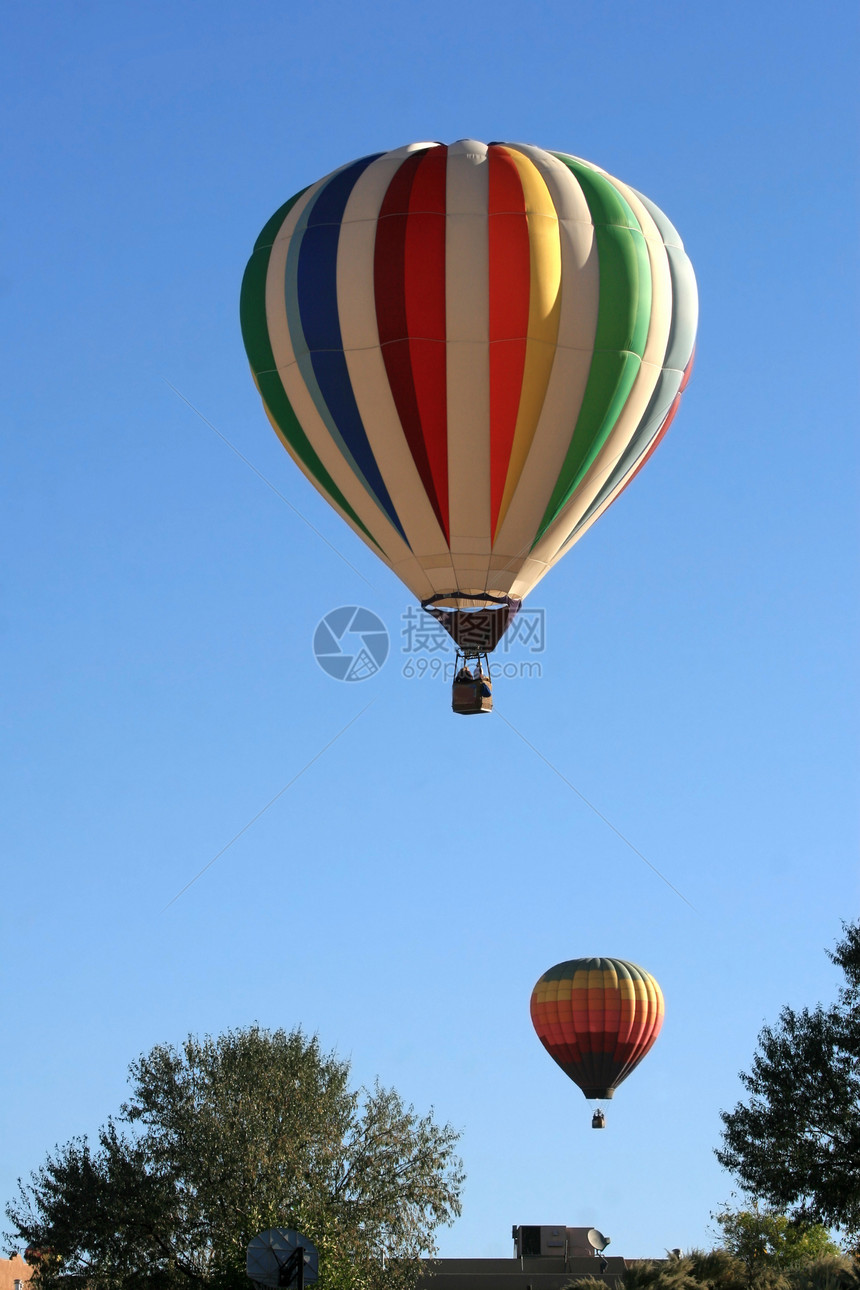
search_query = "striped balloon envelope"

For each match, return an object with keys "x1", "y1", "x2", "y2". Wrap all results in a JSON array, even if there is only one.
[
  {"x1": 530, "y1": 957, "x2": 664, "y2": 1100},
  {"x1": 240, "y1": 139, "x2": 697, "y2": 612}
]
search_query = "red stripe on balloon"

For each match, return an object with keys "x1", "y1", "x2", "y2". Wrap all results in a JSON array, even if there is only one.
[
  {"x1": 375, "y1": 148, "x2": 449, "y2": 539},
  {"x1": 404, "y1": 146, "x2": 449, "y2": 535},
  {"x1": 488, "y1": 145, "x2": 530, "y2": 537}
]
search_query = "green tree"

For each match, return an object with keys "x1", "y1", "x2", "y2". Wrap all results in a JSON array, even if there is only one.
[
  {"x1": 5, "y1": 1026, "x2": 464, "y2": 1290},
  {"x1": 712, "y1": 1205, "x2": 842, "y2": 1273},
  {"x1": 787, "y1": 1256, "x2": 860, "y2": 1290},
  {"x1": 618, "y1": 1246, "x2": 857, "y2": 1290},
  {"x1": 618, "y1": 1250, "x2": 748, "y2": 1290},
  {"x1": 716, "y1": 922, "x2": 860, "y2": 1243}
]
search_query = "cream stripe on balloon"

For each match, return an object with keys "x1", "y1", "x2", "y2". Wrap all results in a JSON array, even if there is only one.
[
  {"x1": 492, "y1": 147, "x2": 562, "y2": 534},
  {"x1": 525, "y1": 173, "x2": 671, "y2": 572},
  {"x1": 491, "y1": 148, "x2": 598, "y2": 588},
  {"x1": 444, "y1": 140, "x2": 492, "y2": 595},
  {"x1": 547, "y1": 175, "x2": 672, "y2": 527},
  {"x1": 252, "y1": 379, "x2": 398, "y2": 565},
  {"x1": 548, "y1": 204, "x2": 698, "y2": 559},
  {"x1": 530, "y1": 180, "x2": 689, "y2": 569},
  {"x1": 336, "y1": 146, "x2": 453, "y2": 587}
]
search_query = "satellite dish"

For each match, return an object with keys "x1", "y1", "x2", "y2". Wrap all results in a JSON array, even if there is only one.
[
  {"x1": 247, "y1": 1229, "x2": 319, "y2": 1289},
  {"x1": 587, "y1": 1229, "x2": 611, "y2": 1254}
]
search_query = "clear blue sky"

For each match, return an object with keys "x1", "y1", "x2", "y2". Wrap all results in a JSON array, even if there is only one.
[{"x1": 2, "y1": 0, "x2": 857, "y2": 1260}]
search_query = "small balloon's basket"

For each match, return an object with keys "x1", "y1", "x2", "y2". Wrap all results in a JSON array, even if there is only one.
[{"x1": 451, "y1": 650, "x2": 493, "y2": 716}]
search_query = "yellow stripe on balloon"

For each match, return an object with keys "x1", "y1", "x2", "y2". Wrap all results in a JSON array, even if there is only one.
[{"x1": 494, "y1": 147, "x2": 562, "y2": 535}]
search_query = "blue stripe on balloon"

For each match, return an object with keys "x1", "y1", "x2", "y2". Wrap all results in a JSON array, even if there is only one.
[{"x1": 292, "y1": 155, "x2": 408, "y2": 543}]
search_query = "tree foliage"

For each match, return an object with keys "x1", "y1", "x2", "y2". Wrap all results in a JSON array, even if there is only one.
[
  {"x1": 716, "y1": 922, "x2": 860, "y2": 1242},
  {"x1": 5, "y1": 1026, "x2": 464, "y2": 1290},
  {"x1": 712, "y1": 1206, "x2": 842, "y2": 1272},
  {"x1": 617, "y1": 1248, "x2": 859, "y2": 1290}
]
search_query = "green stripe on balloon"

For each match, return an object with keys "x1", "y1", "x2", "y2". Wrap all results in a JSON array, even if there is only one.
[
  {"x1": 238, "y1": 209, "x2": 380, "y2": 550},
  {"x1": 252, "y1": 187, "x2": 309, "y2": 253},
  {"x1": 535, "y1": 158, "x2": 653, "y2": 540},
  {"x1": 593, "y1": 222, "x2": 652, "y2": 356}
]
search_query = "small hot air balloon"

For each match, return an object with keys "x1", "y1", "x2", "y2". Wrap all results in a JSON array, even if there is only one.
[
  {"x1": 240, "y1": 141, "x2": 697, "y2": 708},
  {"x1": 530, "y1": 957, "x2": 664, "y2": 1125}
]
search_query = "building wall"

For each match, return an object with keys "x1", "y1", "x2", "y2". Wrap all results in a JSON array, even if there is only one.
[
  {"x1": 0, "y1": 1254, "x2": 33, "y2": 1290},
  {"x1": 418, "y1": 1254, "x2": 629, "y2": 1290}
]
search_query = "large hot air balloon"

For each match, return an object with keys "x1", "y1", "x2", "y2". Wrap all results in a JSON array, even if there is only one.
[
  {"x1": 240, "y1": 141, "x2": 697, "y2": 708},
  {"x1": 530, "y1": 957, "x2": 664, "y2": 1126}
]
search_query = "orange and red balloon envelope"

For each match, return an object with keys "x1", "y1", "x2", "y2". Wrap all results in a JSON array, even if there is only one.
[{"x1": 530, "y1": 957, "x2": 664, "y2": 1099}]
